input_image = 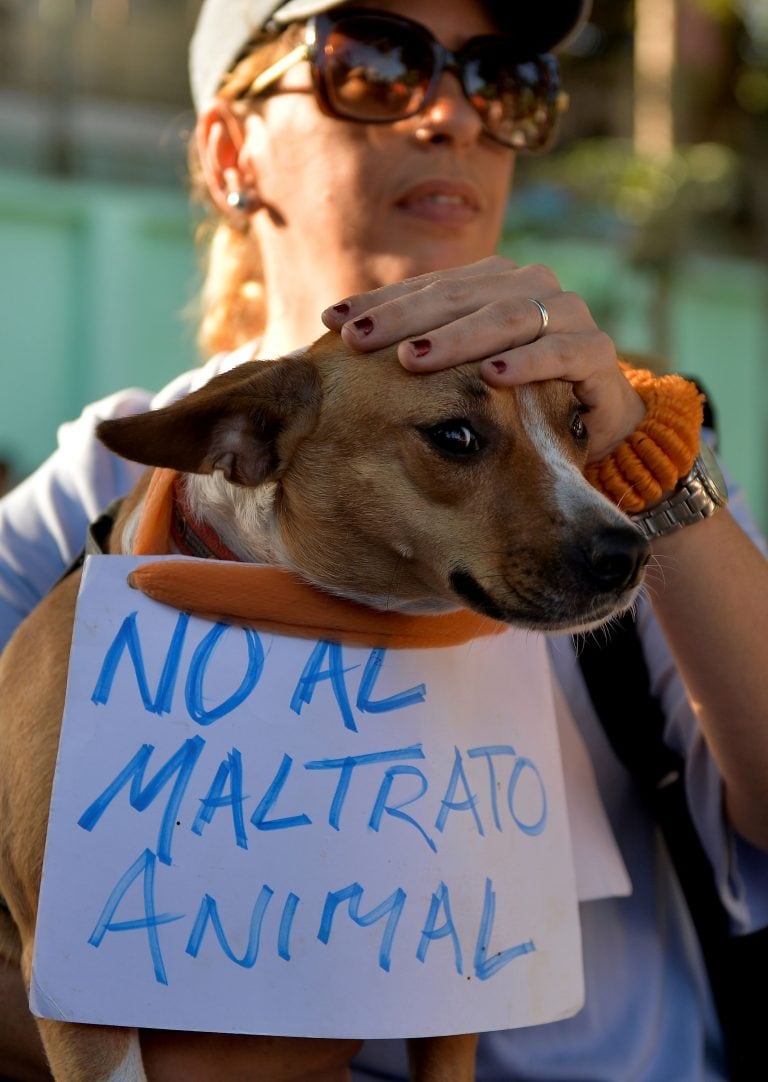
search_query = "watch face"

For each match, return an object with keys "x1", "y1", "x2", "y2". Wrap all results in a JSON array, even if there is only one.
[{"x1": 697, "y1": 443, "x2": 729, "y2": 505}]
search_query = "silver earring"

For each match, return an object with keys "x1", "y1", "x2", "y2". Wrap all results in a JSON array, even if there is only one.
[{"x1": 226, "y1": 190, "x2": 252, "y2": 211}]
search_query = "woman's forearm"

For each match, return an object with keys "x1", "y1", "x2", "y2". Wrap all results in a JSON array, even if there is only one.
[{"x1": 648, "y1": 509, "x2": 768, "y2": 849}]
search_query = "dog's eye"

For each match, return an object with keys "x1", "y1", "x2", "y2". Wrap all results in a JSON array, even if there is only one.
[
  {"x1": 423, "y1": 421, "x2": 482, "y2": 457},
  {"x1": 571, "y1": 407, "x2": 588, "y2": 443}
]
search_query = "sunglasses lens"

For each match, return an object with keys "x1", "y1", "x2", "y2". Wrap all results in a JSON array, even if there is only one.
[
  {"x1": 314, "y1": 14, "x2": 561, "y2": 151},
  {"x1": 322, "y1": 17, "x2": 434, "y2": 121},
  {"x1": 463, "y1": 45, "x2": 560, "y2": 150}
]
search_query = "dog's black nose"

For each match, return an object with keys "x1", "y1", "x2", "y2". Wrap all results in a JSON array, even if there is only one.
[{"x1": 574, "y1": 526, "x2": 650, "y2": 593}]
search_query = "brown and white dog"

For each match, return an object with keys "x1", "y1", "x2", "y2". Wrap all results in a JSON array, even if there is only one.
[{"x1": 0, "y1": 332, "x2": 648, "y2": 1082}]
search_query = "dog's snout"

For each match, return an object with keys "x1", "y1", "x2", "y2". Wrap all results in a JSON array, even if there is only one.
[{"x1": 574, "y1": 526, "x2": 650, "y2": 593}]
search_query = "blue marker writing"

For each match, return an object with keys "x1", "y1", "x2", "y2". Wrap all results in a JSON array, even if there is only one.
[
  {"x1": 435, "y1": 746, "x2": 484, "y2": 837},
  {"x1": 369, "y1": 765, "x2": 436, "y2": 852},
  {"x1": 91, "y1": 611, "x2": 190, "y2": 716},
  {"x1": 291, "y1": 642, "x2": 427, "y2": 732},
  {"x1": 467, "y1": 745, "x2": 517, "y2": 832},
  {"x1": 78, "y1": 735, "x2": 205, "y2": 865},
  {"x1": 278, "y1": 893, "x2": 301, "y2": 961},
  {"x1": 508, "y1": 758, "x2": 547, "y2": 836},
  {"x1": 185, "y1": 886, "x2": 274, "y2": 967},
  {"x1": 318, "y1": 882, "x2": 406, "y2": 973},
  {"x1": 192, "y1": 747, "x2": 249, "y2": 849},
  {"x1": 185, "y1": 624, "x2": 264, "y2": 725},
  {"x1": 88, "y1": 848, "x2": 183, "y2": 986},
  {"x1": 290, "y1": 641, "x2": 360, "y2": 730},
  {"x1": 250, "y1": 753, "x2": 312, "y2": 832},
  {"x1": 474, "y1": 877, "x2": 535, "y2": 980},
  {"x1": 305, "y1": 745, "x2": 425, "y2": 831},
  {"x1": 356, "y1": 648, "x2": 426, "y2": 715},
  {"x1": 417, "y1": 882, "x2": 463, "y2": 974}
]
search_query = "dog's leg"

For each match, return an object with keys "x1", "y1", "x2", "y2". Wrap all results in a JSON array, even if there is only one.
[
  {"x1": 0, "y1": 576, "x2": 146, "y2": 1082},
  {"x1": 140, "y1": 1033, "x2": 364, "y2": 1082},
  {"x1": 33, "y1": 1020, "x2": 145, "y2": 1082},
  {"x1": 0, "y1": 952, "x2": 50, "y2": 1081},
  {"x1": 16, "y1": 936, "x2": 145, "y2": 1082},
  {"x1": 406, "y1": 1034, "x2": 478, "y2": 1082}
]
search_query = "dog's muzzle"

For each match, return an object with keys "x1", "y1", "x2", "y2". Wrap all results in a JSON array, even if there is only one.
[
  {"x1": 568, "y1": 525, "x2": 650, "y2": 594},
  {"x1": 449, "y1": 524, "x2": 649, "y2": 629}
]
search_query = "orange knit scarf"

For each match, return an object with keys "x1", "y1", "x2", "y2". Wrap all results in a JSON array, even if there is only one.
[{"x1": 586, "y1": 363, "x2": 704, "y2": 512}]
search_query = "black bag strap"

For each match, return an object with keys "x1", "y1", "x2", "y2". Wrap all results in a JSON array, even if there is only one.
[
  {"x1": 576, "y1": 611, "x2": 765, "y2": 1080},
  {"x1": 55, "y1": 497, "x2": 123, "y2": 586}
]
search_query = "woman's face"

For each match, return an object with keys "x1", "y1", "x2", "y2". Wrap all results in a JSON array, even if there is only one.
[{"x1": 236, "y1": 0, "x2": 516, "y2": 313}]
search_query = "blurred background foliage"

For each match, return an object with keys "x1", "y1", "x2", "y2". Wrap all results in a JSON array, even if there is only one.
[{"x1": 515, "y1": 0, "x2": 768, "y2": 260}]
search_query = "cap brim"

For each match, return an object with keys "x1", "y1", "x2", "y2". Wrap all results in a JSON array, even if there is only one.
[
  {"x1": 483, "y1": 1, "x2": 591, "y2": 54},
  {"x1": 274, "y1": 1, "x2": 591, "y2": 51},
  {"x1": 190, "y1": 0, "x2": 591, "y2": 112}
]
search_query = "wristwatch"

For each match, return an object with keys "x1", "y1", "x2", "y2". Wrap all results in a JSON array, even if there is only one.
[{"x1": 631, "y1": 443, "x2": 728, "y2": 540}]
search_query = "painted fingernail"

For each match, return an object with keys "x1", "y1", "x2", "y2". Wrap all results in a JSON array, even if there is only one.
[
  {"x1": 490, "y1": 359, "x2": 508, "y2": 373},
  {"x1": 409, "y1": 338, "x2": 432, "y2": 358},
  {"x1": 331, "y1": 302, "x2": 350, "y2": 315},
  {"x1": 352, "y1": 317, "x2": 374, "y2": 336}
]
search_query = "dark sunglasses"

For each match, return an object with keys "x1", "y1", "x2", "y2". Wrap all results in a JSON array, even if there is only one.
[{"x1": 246, "y1": 8, "x2": 567, "y2": 152}]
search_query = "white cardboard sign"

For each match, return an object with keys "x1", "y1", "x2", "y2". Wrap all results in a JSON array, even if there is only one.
[{"x1": 31, "y1": 555, "x2": 583, "y2": 1038}]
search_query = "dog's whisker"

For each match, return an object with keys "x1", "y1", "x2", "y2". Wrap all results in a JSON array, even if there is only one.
[
  {"x1": 384, "y1": 553, "x2": 408, "y2": 612},
  {"x1": 614, "y1": 487, "x2": 641, "y2": 514},
  {"x1": 643, "y1": 555, "x2": 670, "y2": 591},
  {"x1": 642, "y1": 576, "x2": 666, "y2": 605}
]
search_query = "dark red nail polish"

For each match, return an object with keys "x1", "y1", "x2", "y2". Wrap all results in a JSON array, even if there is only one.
[
  {"x1": 352, "y1": 317, "x2": 374, "y2": 336},
  {"x1": 332, "y1": 302, "x2": 350, "y2": 315},
  {"x1": 410, "y1": 338, "x2": 432, "y2": 358},
  {"x1": 490, "y1": 359, "x2": 507, "y2": 373}
]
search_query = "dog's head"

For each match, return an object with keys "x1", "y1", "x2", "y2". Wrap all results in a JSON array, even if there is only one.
[{"x1": 98, "y1": 332, "x2": 648, "y2": 632}]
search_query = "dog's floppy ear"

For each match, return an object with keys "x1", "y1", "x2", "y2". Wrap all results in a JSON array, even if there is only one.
[{"x1": 97, "y1": 358, "x2": 321, "y2": 486}]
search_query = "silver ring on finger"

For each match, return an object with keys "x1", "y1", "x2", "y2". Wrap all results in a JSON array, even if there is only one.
[{"x1": 528, "y1": 297, "x2": 549, "y2": 340}]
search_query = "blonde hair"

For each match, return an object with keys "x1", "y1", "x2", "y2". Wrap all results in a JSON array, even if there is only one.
[{"x1": 189, "y1": 24, "x2": 304, "y2": 357}]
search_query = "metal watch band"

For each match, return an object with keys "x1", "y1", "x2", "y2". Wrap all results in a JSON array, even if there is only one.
[
  {"x1": 631, "y1": 450, "x2": 727, "y2": 540},
  {"x1": 632, "y1": 481, "x2": 717, "y2": 540}
]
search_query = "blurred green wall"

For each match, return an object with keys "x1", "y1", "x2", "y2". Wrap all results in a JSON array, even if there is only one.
[
  {"x1": 0, "y1": 171, "x2": 199, "y2": 479},
  {"x1": 1, "y1": 169, "x2": 766, "y2": 530}
]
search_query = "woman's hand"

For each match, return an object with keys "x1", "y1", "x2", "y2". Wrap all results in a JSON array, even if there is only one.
[{"x1": 321, "y1": 256, "x2": 645, "y2": 463}]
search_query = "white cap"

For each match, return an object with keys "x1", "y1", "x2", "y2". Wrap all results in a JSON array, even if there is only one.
[{"x1": 189, "y1": 0, "x2": 591, "y2": 112}]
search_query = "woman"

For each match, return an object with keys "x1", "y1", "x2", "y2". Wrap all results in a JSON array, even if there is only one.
[{"x1": 0, "y1": 1, "x2": 766, "y2": 1079}]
